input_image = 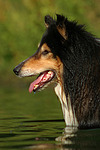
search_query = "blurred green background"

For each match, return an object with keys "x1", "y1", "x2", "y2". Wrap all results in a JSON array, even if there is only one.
[
  {"x1": 0, "y1": 0, "x2": 100, "y2": 81},
  {"x1": 0, "y1": 1, "x2": 100, "y2": 147}
]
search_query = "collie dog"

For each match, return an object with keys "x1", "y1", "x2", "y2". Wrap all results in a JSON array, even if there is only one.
[{"x1": 13, "y1": 14, "x2": 100, "y2": 128}]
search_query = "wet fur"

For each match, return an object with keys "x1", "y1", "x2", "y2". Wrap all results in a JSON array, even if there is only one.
[{"x1": 13, "y1": 14, "x2": 100, "y2": 129}]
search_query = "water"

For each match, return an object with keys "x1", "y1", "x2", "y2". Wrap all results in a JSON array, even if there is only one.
[{"x1": 0, "y1": 78, "x2": 100, "y2": 150}]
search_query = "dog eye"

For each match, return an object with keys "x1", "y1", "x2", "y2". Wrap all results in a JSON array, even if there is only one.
[{"x1": 42, "y1": 50, "x2": 49, "y2": 55}]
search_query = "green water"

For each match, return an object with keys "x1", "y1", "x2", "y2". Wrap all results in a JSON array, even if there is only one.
[{"x1": 0, "y1": 78, "x2": 100, "y2": 150}]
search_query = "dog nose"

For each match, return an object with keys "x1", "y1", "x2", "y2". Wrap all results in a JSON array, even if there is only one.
[
  {"x1": 13, "y1": 66, "x2": 20, "y2": 75},
  {"x1": 13, "y1": 67, "x2": 19, "y2": 75},
  {"x1": 13, "y1": 62, "x2": 24, "y2": 76}
]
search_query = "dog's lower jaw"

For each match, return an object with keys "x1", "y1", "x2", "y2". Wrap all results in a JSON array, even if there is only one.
[{"x1": 55, "y1": 83, "x2": 78, "y2": 127}]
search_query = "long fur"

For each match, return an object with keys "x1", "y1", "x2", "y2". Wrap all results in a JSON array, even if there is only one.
[
  {"x1": 42, "y1": 15, "x2": 100, "y2": 128},
  {"x1": 13, "y1": 14, "x2": 100, "y2": 128}
]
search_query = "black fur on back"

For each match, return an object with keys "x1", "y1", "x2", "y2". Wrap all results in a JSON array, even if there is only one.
[{"x1": 40, "y1": 14, "x2": 100, "y2": 128}]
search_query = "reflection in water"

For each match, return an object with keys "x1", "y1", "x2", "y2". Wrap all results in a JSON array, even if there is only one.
[
  {"x1": 25, "y1": 126, "x2": 78, "y2": 150},
  {"x1": 56, "y1": 126, "x2": 78, "y2": 144},
  {"x1": 0, "y1": 117, "x2": 100, "y2": 150},
  {"x1": 25, "y1": 125, "x2": 100, "y2": 150},
  {"x1": 0, "y1": 84, "x2": 100, "y2": 150},
  {"x1": 24, "y1": 125, "x2": 78, "y2": 149}
]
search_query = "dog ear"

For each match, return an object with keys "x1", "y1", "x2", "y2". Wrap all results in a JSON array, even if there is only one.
[
  {"x1": 56, "y1": 14, "x2": 67, "y2": 40},
  {"x1": 45, "y1": 15, "x2": 54, "y2": 28}
]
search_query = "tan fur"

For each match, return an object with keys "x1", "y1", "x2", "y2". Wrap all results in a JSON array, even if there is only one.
[
  {"x1": 57, "y1": 26, "x2": 67, "y2": 40},
  {"x1": 20, "y1": 43, "x2": 63, "y2": 82}
]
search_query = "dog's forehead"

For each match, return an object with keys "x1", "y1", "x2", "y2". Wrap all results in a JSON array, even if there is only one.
[
  {"x1": 40, "y1": 25, "x2": 61, "y2": 48},
  {"x1": 40, "y1": 26, "x2": 56, "y2": 43}
]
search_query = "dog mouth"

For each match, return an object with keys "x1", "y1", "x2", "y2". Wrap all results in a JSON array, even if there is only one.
[{"x1": 29, "y1": 70, "x2": 55, "y2": 93}]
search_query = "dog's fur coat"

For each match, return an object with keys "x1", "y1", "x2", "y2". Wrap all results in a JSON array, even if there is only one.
[{"x1": 13, "y1": 15, "x2": 100, "y2": 128}]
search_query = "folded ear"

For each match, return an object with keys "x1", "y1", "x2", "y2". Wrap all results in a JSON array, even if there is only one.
[
  {"x1": 45, "y1": 15, "x2": 54, "y2": 28},
  {"x1": 56, "y1": 14, "x2": 67, "y2": 40}
]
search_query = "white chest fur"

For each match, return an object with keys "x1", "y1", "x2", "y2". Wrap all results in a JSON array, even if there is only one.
[{"x1": 55, "y1": 83, "x2": 78, "y2": 127}]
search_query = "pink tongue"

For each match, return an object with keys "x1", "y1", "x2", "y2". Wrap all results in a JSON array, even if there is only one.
[
  {"x1": 29, "y1": 71, "x2": 54, "y2": 93},
  {"x1": 29, "y1": 74, "x2": 44, "y2": 93}
]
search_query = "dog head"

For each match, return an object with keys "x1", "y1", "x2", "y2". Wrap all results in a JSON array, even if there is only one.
[{"x1": 13, "y1": 15, "x2": 67, "y2": 92}]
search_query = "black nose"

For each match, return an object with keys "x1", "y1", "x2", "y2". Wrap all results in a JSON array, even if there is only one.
[
  {"x1": 13, "y1": 62, "x2": 24, "y2": 76},
  {"x1": 13, "y1": 67, "x2": 20, "y2": 75}
]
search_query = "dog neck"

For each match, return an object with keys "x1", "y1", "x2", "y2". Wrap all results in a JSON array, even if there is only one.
[{"x1": 55, "y1": 83, "x2": 78, "y2": 127}]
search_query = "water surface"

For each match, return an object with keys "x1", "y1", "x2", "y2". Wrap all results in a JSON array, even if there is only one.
[{"x1": 0, "y1": 79, "x2": 100, "y2": 150}]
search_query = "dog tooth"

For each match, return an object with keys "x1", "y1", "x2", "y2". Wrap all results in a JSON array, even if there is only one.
[
  {"x1": 34, "y1": 84, "x2": 38, "y2": 89},
  {"x1": 43, "y1": 77, "x2": 46, "y2": 81},
  {"x1": 47, "y1": 74, "x2": 50, "y2": 77},
  {"x1": 34, "y1": 84, "x2": 38, "y2": 87},
  {"x1": 48, "y1": 71, "x2": 52, "y2": 74},
  {"x1": 40, "y1": 74, "x2": 44, "y2": 79}
]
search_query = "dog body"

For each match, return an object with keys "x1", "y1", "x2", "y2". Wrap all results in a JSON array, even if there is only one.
[{"x1": 13, "y1": 15, "x2": 100, "y2": 128}]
